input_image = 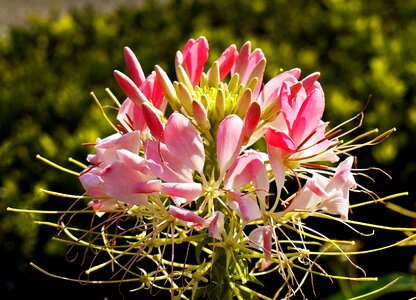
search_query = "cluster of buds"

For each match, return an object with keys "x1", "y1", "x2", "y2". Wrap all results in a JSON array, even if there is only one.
[{"x1": 53, "y1": 37, "x2": 394, "y2": 299}]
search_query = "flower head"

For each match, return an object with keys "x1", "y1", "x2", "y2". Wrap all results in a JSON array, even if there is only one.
[{"x1": 29, "y1": 36, "x2": 402, "y2": 300}]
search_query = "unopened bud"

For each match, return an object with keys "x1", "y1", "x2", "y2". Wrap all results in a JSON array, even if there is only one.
[
  {"x1": 228, "y1": 73, "x2": 240, "y2": 93},
  {"x1": 142, "y1": 102, "x2": 165, "y2": 141},
  {"x1": 114, "y1": 70, "x2": 150, "y2": 106},
  {"x1": 155, "y1": 65, "x2": 180, "y2": 111},
  {"x1": 207, "y1": 61, "x2": 220, "y2": 87},
  {"x1": 123, "y1": 47, "x2": 145, "y2": 87},
  {"x1": 176, "y1": 65, "x2": 193, "y2": 90},
  {"x1": 236, "y1": 88, "x2": 252, "y2": 118},
  {"x1": 215, "y1": 89, "x2": 225, "y2": 120},
  {"x1": 192, "y1": 100, "x2": 210, "y2": 131},
  {"x1": 175, "y1": 82, "x2": 194, "y2": 115}
]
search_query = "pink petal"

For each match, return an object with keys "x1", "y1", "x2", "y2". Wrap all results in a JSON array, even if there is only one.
[
  {"x1": 215, "y1": 44, "x2": 238, "y2": 80},
  {"x1": 243, "y1": 101, "x2": 261, "y2": 144},
  {"x1": 123, "y1": 47, "x2": 146, "y2": 87},
  {"x1": 301, "y1": 72, "x2": 320, "y2": 92},
  {"x1": 234, "y1": 42, "x2": 264, "y2": 83},
  {"x1": 178, "y1": 37, "x2": 209, "y2": 86},
  {"x1": 233, "y1": 41, "x2": 251, "y2": 76},
  {"x1": 79, "y1": 171, "x2": 105, "y2": 198},
  {"x1": 217, "y1": 115, "x2": 244, "y2": 176},
  {"x1": 279, "y1": 81, "x2": 298, "y2": 129},
  {"x1": 232, "y1": 42, "x2": 265, "y2": 97},
  {"x1": 264, "y1": 127, "x2": 296, "y2": 152},
  {"x1": 318, "y1": 194, "x2": 349, "y2": 220},
  {"x1": 87, "y1": 199, "x2": 118, "y2": 217},
  {"x1": 113, "y1": 131, "x2": 141, "y2": 153},
  {"x1": 168, "y1": 206, "x2": 205, "y2": 225},
  {"x1": 116, "y1": 149, "x2": 152, "y2": 176},
  {"x1": 290, "y1": 88, "x2": 325, "y2": 146},
  {"x1": 305, "y1": 178, "x2": 329, "y2": 198},
  {"x1": 267, "y1": 145, "x2": 285, "y2": 199},
  {"x1": 285, "y1": 175, "x2": 328, "y2": 213},
  {"x1": 248, "y1": 225, "x2": 272, "y2": 262},
  {"x1": 228, "y1": 194, "x2": 261, "y2": 222},
  {"x1": 99, "y1": 162, "x2": 149, "y2": 206},
  {"x1": 252, "y1": 159, "x2": 270, "y2": 202},
  {"x1": 258, "y1": 68, "x2": 300, "y2": 110},
  {"x1": 164, "y1": 113, "x2": 205, "y2": 173},
  {"x1": 207, "y1": 211, "x2": 225, "y2": 240},
  {"x1": 95, "y1": 131, "x2": 141, "y2": 165},
  {"x1": 144, "y1": 140, "x2": 193, "y2": 183},
  {"x1": 140, "y1": 72, "x2": 166, "y2": 111},
  {"x1": 328, "y1": 156, "x2": 356, "y2": 191},
  {"x1": 117, "y1": 98, "x2": 147, "y2": 132},
  {"x1": 249, "y1": 226, "x2": 272, "y2": 261},
  {"x1": 131, "y1": 180, "x2": 162, "y2": 194},
  {"x1": 248, "y1": 226, "x2": 264, "y2": 250},
  {"x1": 224, "y1": 151, "x2": 264, "y2": 190},
  {"x1": 161, "y1": 182, "x2": 202, "y2": 201}
]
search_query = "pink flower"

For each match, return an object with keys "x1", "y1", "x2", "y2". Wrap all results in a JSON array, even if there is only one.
[
  {"x1": 280, "y1": 157, "x2": 357, "y2": 220},
  {"x1": 79, "y1": 131, "x2": 157, "y2": 212},
  {"x1": 264, "y1": 72, "x2": 339, "y2": 195}
]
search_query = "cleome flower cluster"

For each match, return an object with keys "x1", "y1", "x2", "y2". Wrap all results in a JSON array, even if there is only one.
[{"x1": 28, "y1": 37, "x2": 404, "y2": 299}]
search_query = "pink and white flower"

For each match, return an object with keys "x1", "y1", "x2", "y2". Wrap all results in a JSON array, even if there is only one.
[
  {"x1": 264, "y1": 72, "x2": 339, "y2": 196},
  {"x1": 279, "y1": 157, "x2": 357, "y2": 220}
]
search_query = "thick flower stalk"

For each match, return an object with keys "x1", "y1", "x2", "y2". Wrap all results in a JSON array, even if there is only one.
[{"x1": 15, "y1": 36, "x2": 411, "y2": 300}]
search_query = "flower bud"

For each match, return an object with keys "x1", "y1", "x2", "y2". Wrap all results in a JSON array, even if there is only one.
[
  {"x1": 192, "y1": 100, "x2": 210, "y2": 131},
  {"x1": 236, "y1": 88, "x2": 252, "y2": 118},
  {"x1": 215, "y1": 89, "x2": 225, "y2": 120},
  {"x1": 142, "y1": 102, "x2": 165, "y2": 141},
  {"x1": 207, "y1": 61, "x2": 220, "y2": 87},
  {"x1": 175, "y1": 82, "x2": 194, "y2": 115},
  {"x1": 176, "y1": 64, "x2": 193, "y2": 90},
  {"x1": 155, "y1": 65, "x2": 180, "y2": 111},
  {"x1": 113, "y1": 70, "x2": 150, "y2": 106},
  {"x1": 123, "y1": 47, "x2": 145, "y2": 87},
  {"x1": 227, "y1": 73, "x2": 240, "y2": 93}
]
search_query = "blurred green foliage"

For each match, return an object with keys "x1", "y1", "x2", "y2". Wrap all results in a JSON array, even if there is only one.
[{"x1": 1, "y1": 0, "x2": 415, "y2": 298}]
